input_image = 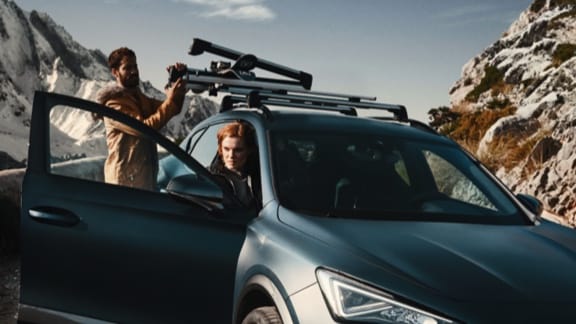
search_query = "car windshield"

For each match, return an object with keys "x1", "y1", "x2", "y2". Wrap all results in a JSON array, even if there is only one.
[{"x1": 271, "y1": 131, "x2": 525, "y2": 224}]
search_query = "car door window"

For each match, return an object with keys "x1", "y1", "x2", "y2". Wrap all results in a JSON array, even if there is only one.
[
  {"x1": 48, "y1": 104, "x2": 194, "y2": 193},
  {"x1": 49, "y1": 105, "x2": 108, "y2": 182}
]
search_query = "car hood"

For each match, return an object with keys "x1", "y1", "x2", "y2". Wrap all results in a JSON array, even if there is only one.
[{"x1": 279, "y1": 208, "x2": 576, "y2": 302}]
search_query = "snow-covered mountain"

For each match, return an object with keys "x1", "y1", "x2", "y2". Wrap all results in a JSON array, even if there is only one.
[
  {"x1": 448, "y1": 0, "x2": 576, "y2": 226},
  {"x1": 0, "y1": 0, "x2": 218, "y2": 165}
]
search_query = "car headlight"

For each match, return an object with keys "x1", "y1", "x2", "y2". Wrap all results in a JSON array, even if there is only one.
[{"x1": 316, "y1": 269, "x2": 456, "y2": 324}]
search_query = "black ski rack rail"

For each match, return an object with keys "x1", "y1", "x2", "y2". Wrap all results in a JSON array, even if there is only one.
[
  {"x1": 189, "y1": 38, "x2": 312, "y2": 90},
  {"x1": 172, "y1": 38, "x2": 409, "y2": 122}
]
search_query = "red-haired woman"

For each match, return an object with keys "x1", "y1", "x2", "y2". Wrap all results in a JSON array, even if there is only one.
[{"x1": 210, "y1": 121, "x2": 260, "y2": 209}]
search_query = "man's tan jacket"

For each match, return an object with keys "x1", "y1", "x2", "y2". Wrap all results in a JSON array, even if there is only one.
[{"x1": 96, "y1": 85, "x2": 182, "y2": 190}]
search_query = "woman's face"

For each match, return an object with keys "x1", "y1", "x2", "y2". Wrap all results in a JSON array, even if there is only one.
[{"x1": 220, "y1": 136, "x2": 250, "y2": 174}]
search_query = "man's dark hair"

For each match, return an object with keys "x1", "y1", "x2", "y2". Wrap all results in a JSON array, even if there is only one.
[{"x1": 108, "y1": 47, "x2": 136, "y2": 70}]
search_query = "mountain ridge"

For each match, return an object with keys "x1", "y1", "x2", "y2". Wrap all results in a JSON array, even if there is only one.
[{"x1": 0, "y1": 0, "x2": 218, "y2": 164}]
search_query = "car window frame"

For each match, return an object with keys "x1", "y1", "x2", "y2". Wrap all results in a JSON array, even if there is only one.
[{"x1": 29, "y1": 91, "x2": 222, "y2": 189}]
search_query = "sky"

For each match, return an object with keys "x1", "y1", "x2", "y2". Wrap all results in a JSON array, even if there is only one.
[{"x1": 15, "y1": 0, "x2": 534, "y2": 122}]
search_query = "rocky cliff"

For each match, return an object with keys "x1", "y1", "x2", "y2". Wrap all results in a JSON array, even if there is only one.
[{"x1": 447, "y1": 0, "x2": 576, "y2": 226}]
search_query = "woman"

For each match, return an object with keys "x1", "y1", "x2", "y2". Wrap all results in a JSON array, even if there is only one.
[{"x1": 210, "y1": 121, "x2": 260, "y2": 209}]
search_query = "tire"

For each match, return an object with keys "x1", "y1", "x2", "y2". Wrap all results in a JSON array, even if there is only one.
[{"x1": 241, "y1": 306, "x2": 283, "y2": 324}]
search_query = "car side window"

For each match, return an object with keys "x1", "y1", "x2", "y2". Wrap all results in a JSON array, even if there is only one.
[
  {"x1": 48, "y1": 104, "x2": 194, "y2": 193},
  {"x1": 190, "y1": 124, "x2": 221, "y2": 168}
]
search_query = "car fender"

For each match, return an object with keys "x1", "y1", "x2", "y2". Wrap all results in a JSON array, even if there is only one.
[{"x1": 234, "y1": 273, "x2": 296, "y2": 324}]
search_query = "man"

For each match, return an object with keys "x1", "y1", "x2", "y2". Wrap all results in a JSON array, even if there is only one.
[{"x1": 96, "y1": 47, "x2": 187, "y2": 190}]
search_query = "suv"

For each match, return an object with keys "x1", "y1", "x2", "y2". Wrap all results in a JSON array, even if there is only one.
[{"x1": 19, "y1": 39, "x2": 576, "y2": 324}]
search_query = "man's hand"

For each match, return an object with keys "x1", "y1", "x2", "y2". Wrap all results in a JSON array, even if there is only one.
[{"x1": 165, "y1": 63, "x2": 188, "y2": 111}]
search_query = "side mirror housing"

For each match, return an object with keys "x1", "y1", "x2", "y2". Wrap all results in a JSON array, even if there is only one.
[
  {"x1": 516, "y1": 193, "x2": 543, "y2": 217},
  {"x1": 166, "y1": 174, "x2": 224, "y2": 211}
]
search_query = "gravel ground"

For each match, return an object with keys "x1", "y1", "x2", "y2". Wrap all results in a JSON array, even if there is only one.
[{"x1": 0, "y1": 255, "x2": 19, "y2": 324}]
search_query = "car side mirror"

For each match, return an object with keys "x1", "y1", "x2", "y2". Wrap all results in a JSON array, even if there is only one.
[
  {"x1": 166, "y1": 174, "x2": 224, "y2": 212},
  {"x1": 516, "y1": 194, "x2": 543, "y2": 218}
]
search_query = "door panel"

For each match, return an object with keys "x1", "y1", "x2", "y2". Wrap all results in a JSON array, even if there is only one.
[{"x1": 20, "y1": 91, "x2": 249, "y2": 323}]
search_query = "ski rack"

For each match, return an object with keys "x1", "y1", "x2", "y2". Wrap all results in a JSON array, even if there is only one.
[
  {"x1": 189, "y1": 38, "x2": 313, "y2": 90},
  {"x1": 175, "y1": 38, "x2": 409, "y2": 122}
]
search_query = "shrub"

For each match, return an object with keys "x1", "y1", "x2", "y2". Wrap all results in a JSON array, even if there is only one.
[
  {"x1": 522, "y1": 78, "x2": 535, "y2": 88},
  {"x1": 552, "y1": 43, "x2": 576, "y2": 67},
  {"x1": 549, "y1": 0, "x2": 576, "y2": 9},
  {"x1": 427, "y1": 106, "x2": 460, "y2": 134},
  {"x1": 557, "y1": 8, "x2": 576, "y2": 19},
  {"x1": 486, "y1": 98, "x2": 511, "y2": 110},
  {"x1": 549, "y1": 1, "x2": 576, "y2": 29},
  {"x1": 530, "y1": 0, "x2": 546, "y2": 12},
  {"x1": 524, "y1": 77, "x2": 547, "y2": 96},
  {"x1": 550, "y1": 9, "x2": 576, "y2": 29},
  {"x1": 465, "y1": 65, "x2": 505, "y2": 102}
]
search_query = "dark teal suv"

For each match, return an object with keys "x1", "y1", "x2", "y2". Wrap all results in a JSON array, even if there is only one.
[{"x1": 19, "y1": 40, "x2": 576, "y2": 324}]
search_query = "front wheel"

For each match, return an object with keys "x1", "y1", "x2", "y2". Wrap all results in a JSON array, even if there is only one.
[{"x1": 241, "y1": 306, "x2": 282, "y2": 324}]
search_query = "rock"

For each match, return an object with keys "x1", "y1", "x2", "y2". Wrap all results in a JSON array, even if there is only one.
[
  {"x1": 0, "y1": 152, "x2": 24, "y2": 171},
  {"x1": 0, "y1": 168, "x2": 25, "y2": 254}
]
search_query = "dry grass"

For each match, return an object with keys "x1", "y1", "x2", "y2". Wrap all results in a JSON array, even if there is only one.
[
  {"x1": 478, "y1": 129, "x2": 551, "y2": 176},
  {"x1": 552, "y1": 43, "x2": 576, "y2": 67},
  {"x1": 449, "y1": 106, "x2": 517, "y2": 153}
]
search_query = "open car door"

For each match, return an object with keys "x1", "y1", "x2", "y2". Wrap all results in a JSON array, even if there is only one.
[{"x1": 20, "y1": 91, "x2": 251, "y2": 323}]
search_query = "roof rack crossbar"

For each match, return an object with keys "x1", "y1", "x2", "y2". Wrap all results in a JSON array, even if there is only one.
[
  {"x1": 227, "y1": 89, "x2": 407, "y2": 121},
  {"x1": 224, "y1": 95, "x2": 357, "y2": 116},
  {"x1": 227, "y1": 87, "x2": 377, "y2": 102}
]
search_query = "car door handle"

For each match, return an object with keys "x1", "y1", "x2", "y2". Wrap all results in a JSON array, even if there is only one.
[{"x1": 29, "y1": 207, "x2": 81, "y2": 227}]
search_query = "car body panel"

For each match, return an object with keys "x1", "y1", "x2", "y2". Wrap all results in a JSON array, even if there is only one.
[
  {"x1": 20, "y1": 91, "x2": 576, "y2": 324},
  {"x1": 278, "y1": 208, "x2": 576, "y2": 302}
]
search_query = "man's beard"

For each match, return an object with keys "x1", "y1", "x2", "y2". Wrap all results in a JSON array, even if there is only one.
[{"x1": 121, "y1": 75, "x2": 140, "y2": 88}]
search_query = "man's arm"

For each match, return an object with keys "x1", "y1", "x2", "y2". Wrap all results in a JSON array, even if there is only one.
[{"x1": 141, "y1": 64, "x2": 187, "y2": 130}]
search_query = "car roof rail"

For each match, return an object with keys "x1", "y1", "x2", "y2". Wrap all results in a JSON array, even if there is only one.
[
  {"x1": 174, "y1": 38, "x2": 409, "y2": 122},
  {"x1": 370, "y1": 117, "x2": 440, "y2": 134},
  {"x1": 407, "y1": 119, "x2": 439, "y2": 134}
]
